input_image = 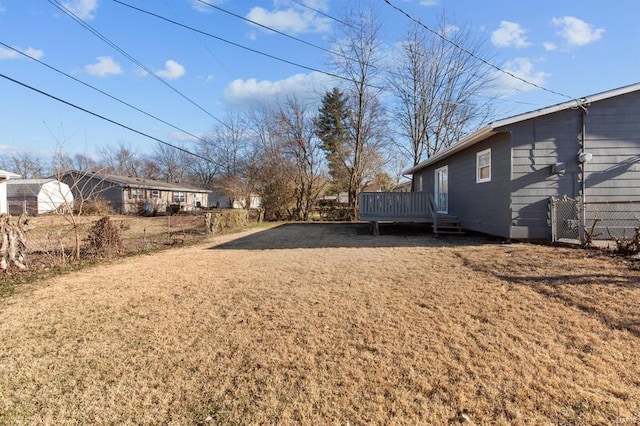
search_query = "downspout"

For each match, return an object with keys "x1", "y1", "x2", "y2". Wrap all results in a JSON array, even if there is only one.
[{"x1": 578, "y1": 100, "x2": 589, "y2": 243}]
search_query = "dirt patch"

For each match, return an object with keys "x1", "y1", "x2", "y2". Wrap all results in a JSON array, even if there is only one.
[{"x1": 0, "y1": 223, "x2": 638, "y2": 424}]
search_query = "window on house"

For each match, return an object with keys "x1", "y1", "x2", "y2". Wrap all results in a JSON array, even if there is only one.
[
  {"x1": 172, "y1": 192, "x2": 186, "y2": 203},
  {"x1": 476, "y1": 149, "x2": 491, "y2": 183},
  {"x1": 151, "y1": 190, "x2": 160, "y2": 199},
  {"x1": 131, "y1": 188, "x2": 143, "y2": 200}
]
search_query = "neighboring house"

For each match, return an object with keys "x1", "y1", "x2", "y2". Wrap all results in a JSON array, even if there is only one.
[
  {"x1": 209, "y1": 191, "x2": 261, "y2": 209},
  {"x1": 403, "y1": 82, "x2": 640, "y2": 240},
  {"x1": 7, "y1": 179, "x2": 74, "y2": 215},
  {"x1": 0, "y1": 170, "x2": 21, "y2": 214},
  {"x1": 60, "y1": 171, "x2": 211, "y2": 214},
  {"x1": 392, "y1": 181, "x2": 412, "y2": 192}
]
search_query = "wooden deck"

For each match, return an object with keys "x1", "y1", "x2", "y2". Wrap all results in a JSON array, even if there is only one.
[{"x1": 358, "y1": 192, "x2": 463, "y2": 235}]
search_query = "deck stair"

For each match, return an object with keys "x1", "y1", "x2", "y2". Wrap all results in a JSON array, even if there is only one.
[
  {"x1": 428, "y1": 194, "x2": 463, "y2": 235},
  {"x1": 433, "y1": 214, "x2": 464, "y2": 235}
]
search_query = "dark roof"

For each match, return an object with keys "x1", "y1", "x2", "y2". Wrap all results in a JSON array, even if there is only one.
[
  {"x1": 63, "y1": 171, "x2": 210, "y2": 193},
  {"x1": 7, "y1": 179, "x2": 60, "y2": 198}
]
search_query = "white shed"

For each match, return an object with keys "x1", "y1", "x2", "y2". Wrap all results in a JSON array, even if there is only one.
[
  {"x1": 7, "y1": 179, "x2": 74, "y2": 215},
  {"x1": 0, "y1": 170, "x2": 21, "y2": 214}
]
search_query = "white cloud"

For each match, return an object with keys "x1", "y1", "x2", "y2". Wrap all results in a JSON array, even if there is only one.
[
  {"x1": 0, "y1": 46, "x2": 44, "y2": 60},
  {"x1": 169, "y1": 131, "x2": 200, "y2": 142},
  {"x1": 61, "y1": 0, "x2": 98, "y2": 21},
  {"x1": 552, "y1": 16, "x2": 604, "y2": 46},
  {"x1": 498, "y1": 57, "x2": 551, "y2": 93},
  {"x1": 0, "y1": 3, "x2": 5, "y2": 13},
  {"x1": 246, "y1": 1, "x2": 331, "y2": 35},
  {"x1": 192, "y1": 0, "x2": 225, "y2": 13},
  {"x1": 155, "y1": 60, "x2": 186, "y2": 80},
  {"x1": 223, "y1": 72, "x2": 331, "y2": 108},
  {"x1": 418, "y1": 0, "x2": 438, "y2": 6},
  {"x1": 543, "y1": 41, "x2": 557, "y2": 51},
  {"x1": 491, "y1": 21, "x2": 530, "y2": 48},
  {"x1": 84, "y1": 56, "x2": 122, "y2": 77}
]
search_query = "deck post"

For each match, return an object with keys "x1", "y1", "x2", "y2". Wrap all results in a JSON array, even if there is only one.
[{"x1": 370, "y1": 221, "x2": 379, "y2": 236}]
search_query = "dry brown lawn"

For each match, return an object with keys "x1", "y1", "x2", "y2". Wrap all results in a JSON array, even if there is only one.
[{"x1": 1, "y1": 223, "x2": 639, "y2": 425}]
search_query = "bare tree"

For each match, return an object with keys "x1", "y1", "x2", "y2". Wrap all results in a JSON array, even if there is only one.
[
  {"x1": 0, "y1": 152, "x2": 46, "y2": 178},
  {"x1": 151, "y1": 143, "x2": 194, "y2": 184},
  {"x1": 332, "y1": 5, "x2": 388, "y2": 219},
  {"x1": 276, "y1": 97, "x2": 326, "y2": 220},
  {"x1": 99, "y1": 143, "x2": 144, "y2": 177},
  {"x1": 52, "y1": 152, "x2": 98, "y2": 175},
  {"x1": 205, "y1": 112, "x2": 255, "y2": 208},
  {"x1": 246, "y1": 106, "x2": 297, "y2": 220},
  {"x1": 389, "y1": 17, "x2": 495, "y2": 167}
]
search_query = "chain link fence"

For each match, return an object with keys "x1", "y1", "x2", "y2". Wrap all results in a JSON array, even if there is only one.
[
  {"x1": 6, "y1": 210, "x2": 257, "y2": 276},
  {"x1": 550, "y1": 197, "x2": 640, "y2": 248}
]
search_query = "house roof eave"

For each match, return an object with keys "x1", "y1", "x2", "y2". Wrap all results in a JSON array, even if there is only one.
[
  {"x1": 403, "y1": 81, "x2": 640, "y2": 176},
  {"x1": 403, "y1": 126, "x2": 496, "y2": 175}
]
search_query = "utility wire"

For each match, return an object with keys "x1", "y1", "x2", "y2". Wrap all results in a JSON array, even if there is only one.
[
  {"x1": 0, "y1": 42, "x2": 209, "y2": 146},
  {"x1": 0, "y1": 72, "x2": 215, "y2": 164},
  {"x1": 192, "y1": 0, "x2": 412, "y2": 83},
  {"x1": 202, "y1": 0, "x2": 540, "y2": 107},
  {"x1": 288, "y1": 0, "x2": 353, "y2": 28},
  {"x1": 48, "y1": 0, "x2": 231, "y2": 130},
  {"x1": 159, "y1": 0, "x2": 235, "y2": 80},
  {"x1": 112, "y1": 0, "x2": 354, "y2": 86},
  {"x1": 382, "y1": 0, "x2": 576, "y2": 101}
]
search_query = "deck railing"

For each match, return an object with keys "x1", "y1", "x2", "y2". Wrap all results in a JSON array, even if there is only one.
[{"x1": 358, "y1": 192, "x2": 432, "y2": 222}]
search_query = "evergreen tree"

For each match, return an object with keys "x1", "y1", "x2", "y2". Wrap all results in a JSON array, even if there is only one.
[{"x1": 314, "y1": 87, "x2": 351, "y2": 195}]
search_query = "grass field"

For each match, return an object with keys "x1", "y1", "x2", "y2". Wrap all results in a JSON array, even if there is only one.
[{"x1": 1, "y1": 223, "x2": 639, "y2": 424}]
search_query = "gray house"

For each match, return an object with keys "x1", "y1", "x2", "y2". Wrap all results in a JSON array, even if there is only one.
[
  {"x1": 60, "y1": 171, "x2": 211, "y2": 214},
  {"x1": 361, "y1": 82, "x2": 640, "y2": 240}
]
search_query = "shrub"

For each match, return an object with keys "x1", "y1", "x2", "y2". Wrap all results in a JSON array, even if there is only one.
[
  {"x1": 80, "y1": 199, "x2": 112, "y2": 216},
  {"x1": 87, "y1": 216, "x2": 123, "y2": 256}
]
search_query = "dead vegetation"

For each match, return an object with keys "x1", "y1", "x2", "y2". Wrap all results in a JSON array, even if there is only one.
[{"x1": 0, "y1": 223, "x2": 638, "y2": 424}]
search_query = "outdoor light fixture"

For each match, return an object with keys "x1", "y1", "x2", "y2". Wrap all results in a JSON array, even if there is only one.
[{"x1": 578, "y1": 152, "x2": 593, "y2": 163}]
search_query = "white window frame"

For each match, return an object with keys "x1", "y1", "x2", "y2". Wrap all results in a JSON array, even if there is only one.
[
  {"x1": 434, "y1": 165, "x2": 448, "y2": 214},
  {"x1": 172, "y1": 192, "x2": 186, "y2": 203},
  {"x1": 151, "y1": 190, "x2": 160, "y2": 200},
  {"x1": 130, "y1": 188, "x2": 144, "y2": 200},
  {"x1": 476, "y1": 148, "x2": 491, "y2": 183}
]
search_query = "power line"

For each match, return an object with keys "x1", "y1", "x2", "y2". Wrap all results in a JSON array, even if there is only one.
[
  {"x1": 47, "y1": 0, "x2": 231, "y2": 131},
  {"x1": 195, "y1": 0, "x2": 338, "y2": 58},
  {"x1": 382, "y1": 0, "x2": 575, "y2": 101},
  {"x1": 159, "y1": 0, "x2": 236, "y2": 80},
  {"x1": 288, "y1": 0, "x2": 352, "y2": 28},
  {"x1": 0, "y1": 72, "x2": 216, "y2": 164},
  {"x1": 205, "y1": 0, "x2": 540, "y2": 108},
  {"x1": 192, "y1": 0, "x2": 415, "y2": 85},
  {"x1": 112, "y1": 0, "x2": 352, "y2": 85},
  {"x1": 0, "y1": 41, "x2": 209, "y2": 146}
]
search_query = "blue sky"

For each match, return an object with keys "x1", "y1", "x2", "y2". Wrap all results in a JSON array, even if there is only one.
[{"x1": 0, "y1": 0, "x2": 637, "y2": 161}]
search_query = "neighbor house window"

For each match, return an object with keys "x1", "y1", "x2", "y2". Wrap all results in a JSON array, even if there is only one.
[
  {"x1": 151, "y1": 190, "x2": 160, "y2": 200},
  {"x1": 172, "y1": 192, "x2": 186, "y2": 203},
  {"x1": 476, "y1": 149, "x2": 491, "y2": 183},
  {"x1": 131, "y1": 188, "x2": 143, "y2": 200}
]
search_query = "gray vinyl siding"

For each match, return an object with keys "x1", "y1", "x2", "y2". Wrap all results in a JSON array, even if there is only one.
[
  {"x1": 583, "y1": 91, "x2": 640, "y2": 202},
  {"x1": 61, "y1": 175, "x2": 126, "y2": 213},
  {"x1": 505, "y1": 109, "x2": 582, "y2": 239},
  {"x1": 410, "y1": 86, "x2": 640, "y2": 241},
  {"x1": 414, "y1": 133, "x2": 512, "y2": 237}
]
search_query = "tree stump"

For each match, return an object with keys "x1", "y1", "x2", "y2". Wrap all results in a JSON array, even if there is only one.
[{"x1": 0, "y1": 214, "x2": 29, "y2": 271}]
